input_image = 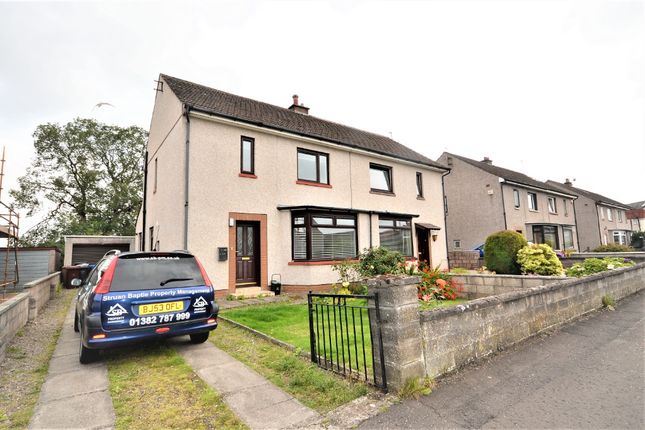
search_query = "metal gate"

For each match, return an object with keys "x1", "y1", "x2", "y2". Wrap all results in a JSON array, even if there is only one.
[{"x1": 307, "y1": 292, "x2": 387, "y2": 391}]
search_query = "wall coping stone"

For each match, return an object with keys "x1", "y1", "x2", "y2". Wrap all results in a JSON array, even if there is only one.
[
  {"x1": 23, "y1": 272, "x2": 61, "y2": 289},
  {"x1": 421, "y1": 262, "x2": 645, "y2": 323},
  {"x1": 0, "y1": 292, "x2": 29, "y2": 313}
]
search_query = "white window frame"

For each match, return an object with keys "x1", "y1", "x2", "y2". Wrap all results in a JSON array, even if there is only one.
[
  {"x1": 528, "y1": 193, "x2": 538, "y2": 211},
  {"x1": 607, "y1": 208, "x2": 613, "y2": 221},
  {"x1": 547, "y1": 197, "x2": 557, "y2": 214}
]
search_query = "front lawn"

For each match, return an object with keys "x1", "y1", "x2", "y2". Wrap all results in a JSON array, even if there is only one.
[{"x1": 222, "y1": 301, "x2": 373, "y2": 374}]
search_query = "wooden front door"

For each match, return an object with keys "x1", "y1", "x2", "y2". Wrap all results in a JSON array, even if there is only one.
[
  {"x1": 236, "y1": 222, "x2": 260, "y2": 286},
  {"x1": 417, "y1": 228, "x2": 431, "y2": 267}
]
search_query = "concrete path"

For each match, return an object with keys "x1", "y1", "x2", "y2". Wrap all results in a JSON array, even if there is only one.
[
  {"x1": 171, "y1": 337, "x2": 321, "y2": 429},
  {"x1": 360, "y1": 289, "x2": 645, "y2": 429},
  {"x1": 29, "y1": 304, "x2": 115, "y2": 429}
]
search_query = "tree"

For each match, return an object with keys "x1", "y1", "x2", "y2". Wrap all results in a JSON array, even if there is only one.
[{"x1": 10, "y1": 118, "x2": 147, "y2": 248}]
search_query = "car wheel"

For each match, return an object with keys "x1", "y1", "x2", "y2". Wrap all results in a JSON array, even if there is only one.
[
  {"x1": 79, "y1": 329, "x2": 99, "y2": 364},
  {"x1": 73, "y1": 312, "x2": 79, "y2": 333},
  {"x1": 189, "y1": 332, "x2": 209, "y2": 344}
]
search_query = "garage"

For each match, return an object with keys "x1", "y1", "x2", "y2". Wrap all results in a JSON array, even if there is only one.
[
  {"x1": 70, "y1": 243, "x2": 132, "y2": 264},
  {"x1": 63, "y1": 235, "x2": 136, "y2": 266}
]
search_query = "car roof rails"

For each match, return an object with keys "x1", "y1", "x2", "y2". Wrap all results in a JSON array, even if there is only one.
[{"x1": 103, "y1": 249, "x2": 123, "y2": 257}]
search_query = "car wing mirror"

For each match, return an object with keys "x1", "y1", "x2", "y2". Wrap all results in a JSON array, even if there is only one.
[{"x1": 70, "y1": 278, "x2": 82, "y2": 288}]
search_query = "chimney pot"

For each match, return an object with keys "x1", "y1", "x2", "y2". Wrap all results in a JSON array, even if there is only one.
[
  {"x1": 288, "y1": 94, "x2": 309, "y2": 115},
  {"x1": 292, "y1": 94, "x2": 299, "y2": 105},
  {"x1": 564, "y1": 178, "x2": 573, "y2": 186},
  {"x1": 482, "y1": 157, "x2": 492, "y2": 165}
]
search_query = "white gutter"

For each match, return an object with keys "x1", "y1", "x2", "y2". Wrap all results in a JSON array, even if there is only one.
[{"x1": 189, "y1": 110, "x2": 448, "y2": 173}]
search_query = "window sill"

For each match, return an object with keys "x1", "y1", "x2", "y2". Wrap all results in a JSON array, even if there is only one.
[
  {"x1": 289, "y1": 260, "x2": 357, "y2": 266},
  {"x1": 370, "y1": 190, "x2": 396, "y2": 197},
  {"x1": 239, "y1": 173, "x2": 257, "y2": 179},
  {"x1": 528, "y1": 209, "x2": 539, "y2": 213},
  {"x1": 296, "y1": 180, "x2": 332, "y2": 188},
  {"x1": 416, "y1": 196, "x2": 425, "y2": 200}
]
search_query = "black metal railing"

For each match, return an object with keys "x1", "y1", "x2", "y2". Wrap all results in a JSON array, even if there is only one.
[{"x1": 307, "y1": 292, "x2": 387, "y2": 391}]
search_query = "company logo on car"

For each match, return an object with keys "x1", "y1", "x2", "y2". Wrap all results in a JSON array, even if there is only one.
[
  {"x1": 193, "y1": 296, "x2": 208, "y2": 308},
  {"x1": 106, "y1": 303, "x2": 128, "y2": 317}
]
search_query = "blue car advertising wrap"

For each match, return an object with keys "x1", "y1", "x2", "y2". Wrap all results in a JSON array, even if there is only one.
[{"x1": 100, "y1": 286, "x2": 214, "y2": 330}]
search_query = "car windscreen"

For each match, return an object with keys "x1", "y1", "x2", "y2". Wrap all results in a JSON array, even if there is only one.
[{"x1": 109, "y1": 255, "x2": 206, "y2": 292}]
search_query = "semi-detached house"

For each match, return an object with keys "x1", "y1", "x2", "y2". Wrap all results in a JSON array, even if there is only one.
[
  {"x1": 136, "y1": 74, "x2": 449, "y2": 297},
  {"x1": 437, "y1": 153, "x2": 579, "y2": 253}
]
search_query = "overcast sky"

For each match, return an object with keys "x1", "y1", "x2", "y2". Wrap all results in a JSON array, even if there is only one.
[{"x1": 1, "y1": 0, "x2": 643, "y2": 232}]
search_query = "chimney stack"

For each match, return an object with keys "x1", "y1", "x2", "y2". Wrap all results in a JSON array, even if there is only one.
[
  {"x1": 288, "y1": 94, "x2": 309, "y2": 115},
  {"x1": 564, "y1": 178, "x2": 573, "y2": 187},
  {"x1": 481, "y1": 157, "x2": 492, "y2": 165}
]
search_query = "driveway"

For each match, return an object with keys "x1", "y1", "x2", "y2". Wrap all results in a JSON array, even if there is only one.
[{"x1": 360, "y1": 290, "x2": 645, "y2": 429}]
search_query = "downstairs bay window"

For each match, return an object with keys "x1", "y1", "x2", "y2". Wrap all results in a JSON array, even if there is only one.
[{"x1": 292, "y1": 212, "x2": 357, "y2": 261}]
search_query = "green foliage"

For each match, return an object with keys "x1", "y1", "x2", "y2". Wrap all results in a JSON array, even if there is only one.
[
  {"x1": 10, "y1": 118, "x2": 147, "y2": 248},
  {"x1": 516, "y1": 244, "x2": 564, "y2": 276},
  {"x1": 592, "y1": 244, "x2": 633, "y2": 252},
  {"x1": 417, "y1": 265, "x2": 462, "y2": 301},
  {"x1": 565, "y1": 257, "x2": 635, "y2": 278},
  {"x1": 449, "y1": 267, "x2": 469, "y2": 274},
  {"x1": 398, "y1": 377, "x2": 435, "y2": 400},
  {"x1": 602, "y1": 294, "x2": 616, "y2": 308},
  {"x1": 356, "y1": 247, "x2": 405, "y2": 277},
  {"x1": 483, "y1": 230, "x2": 528, "y2": 275},
  {"x1": 631, "y1": 231, "x2": 645, "y2": 249}
]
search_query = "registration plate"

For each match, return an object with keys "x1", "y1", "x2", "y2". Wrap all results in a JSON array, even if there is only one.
[{"x1": 139, "y1": 301, "x2": 184, "y2": 315}]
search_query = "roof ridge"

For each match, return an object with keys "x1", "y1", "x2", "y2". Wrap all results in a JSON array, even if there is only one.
[{"x1": 161, "y1": 73, "x2": 398, "y2": 144}]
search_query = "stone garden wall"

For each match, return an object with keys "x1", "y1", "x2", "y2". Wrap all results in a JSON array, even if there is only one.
[{"x1": 368, "y1": 263, "x2": 645, "y2": 390}]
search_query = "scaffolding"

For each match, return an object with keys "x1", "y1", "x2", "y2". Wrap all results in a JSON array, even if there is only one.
[{"x1": 0, "y1": 147, "x2": 19, "y2": 299}]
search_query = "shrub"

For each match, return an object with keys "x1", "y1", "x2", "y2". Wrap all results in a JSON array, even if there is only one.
[
  {"x1": 516, "y1": 244, "x2": 564, "y2": 276},
  {"x1": 631, "y1": 231, "x2": 645, "y2": 249},
  {"x1": 483, "y1": 231, "x2": 528, "y2": 274},
  {"x1": 592, "y1": 244, "x2": 633, "y2": 252},
  {"x1": 602, "y1": 294, "x2": 616, "y2": 308},
  {"x1": 565, "y1": 257, "x2": 635, "y2": 278},
  {"x1": 417, "y1": 265, "x2": 462, "y2": 301},
  {"x1": 356, "y1": 247, "x2": 405, "y2": 277}
]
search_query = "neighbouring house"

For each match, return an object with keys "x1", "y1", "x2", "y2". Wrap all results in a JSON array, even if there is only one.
[
  {"x1": 437, "y1": 153, "x2": 579, "y2": 253},
  {"x1": 545, "y1": 180, "x2": 634, "y2": 250},
  {"x1": 0, "y1": 247, "x2": 62, "y2": 287},
  {"x1": 136, "y1": 74, "x2": 449, "y2": 297},
  {"x1": 626, "y1": 201, "x2": 644, "y2": 232}
]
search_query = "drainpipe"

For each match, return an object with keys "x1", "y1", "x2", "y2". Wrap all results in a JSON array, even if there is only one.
[
  {"x1": 183, "y1": 104, "x2": 191, "y2": 251},
  {"x1": 595, "y1": 203, "x2": 603, "y2": 248},
  {"x1": 142, "y1": 149, "x2": 148, "y2": 250},
  {"x1": 572, "y1": 198, "x2": 580, "y2": 251},
  {"x1": 441, "y1": 169, "x2": 451, "y2": 266},
  {"x1": 499, "y1": 181, "x2": 508, "y2": 230}
]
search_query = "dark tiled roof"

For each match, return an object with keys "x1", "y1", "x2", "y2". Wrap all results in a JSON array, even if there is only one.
[
  {"x1": 545, "y1": 180, "x2": 631, "y2": 209},
  {"x1": 161, "y1": 74, "x2": 447, "y2": 170},
  {"x1": 446, "y1": 153, "x2": 574, "y2": 196},
  {"x1": 628, "y1": 200, "x2": 645, "y2": 209}
]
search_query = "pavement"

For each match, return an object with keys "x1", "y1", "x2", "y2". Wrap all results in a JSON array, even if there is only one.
[
  {"x1": 171, "y1": 337, "x2": 321, "y2": 429},
  {"x1": 29, "y1": 304, "x2": 115, "y2": 429},
  {"x1": 360, "y1": 289, "x2": 645, "y2": 429}
]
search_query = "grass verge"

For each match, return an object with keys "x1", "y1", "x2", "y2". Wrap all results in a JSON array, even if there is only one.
[
  {"x1": 0, "y1": 286, "x2": 75, "y2": 429},
  {"x1": 106, "y1": 342, "x2": 246, "y2": 430},
  {"x1": 211, "y1": 320, "x2": 371, "y2": 413},
  {"x1": 418, "y1": 298, "x2": 468, "y2": 311}
]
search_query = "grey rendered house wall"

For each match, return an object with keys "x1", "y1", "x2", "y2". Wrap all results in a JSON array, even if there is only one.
[
  {"x1": 438, "y1": 154, "x2": 505, "y2": 251},
  {"x1": 573, "y1": 195, "x2": 602, "y2": 251},
  {"x1": 0, "y1": 249, "x2": 57, "y2": 287},
  {"x1": 502, "y1": 185, "x2": 578, "y2": 249}
]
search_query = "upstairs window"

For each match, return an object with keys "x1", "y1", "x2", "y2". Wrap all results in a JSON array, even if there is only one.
[
  {"x1": 513, "y1": 189, "x2": 521, "y2": 208},
  {"x1": 563, "y1": 199, "x2": 569, "y2": 216},
  {"x1": 297, "y1": 148, "x2": 329, "y2": 184},
  {"x1": 607, "y1": 208, "x2": 613, "y2": 221},
  {"x1": 618, "y1": 210, "x2": 623, "y2": 222},
  {"x1": 548, "y1": 197, "x2": 557, "y2": 214},
  {"x1": 370, "y1": 163, "x2": 393, "y2": 193},
  {"x1": 379, "y1": 217, "x2": 412, "y2": 256},
  {"x1": 240, "y1": 137, "x2": 255, "y2": 175},
  {"x1": 416, "y1": 172, "x2": 423, "y2": 198},
  {"x1": 292, "y1": 212, "x2": 356, "y2": 261},
  {"x1": 528, "y1": 192, "x2": 538, "y2": 211}
]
